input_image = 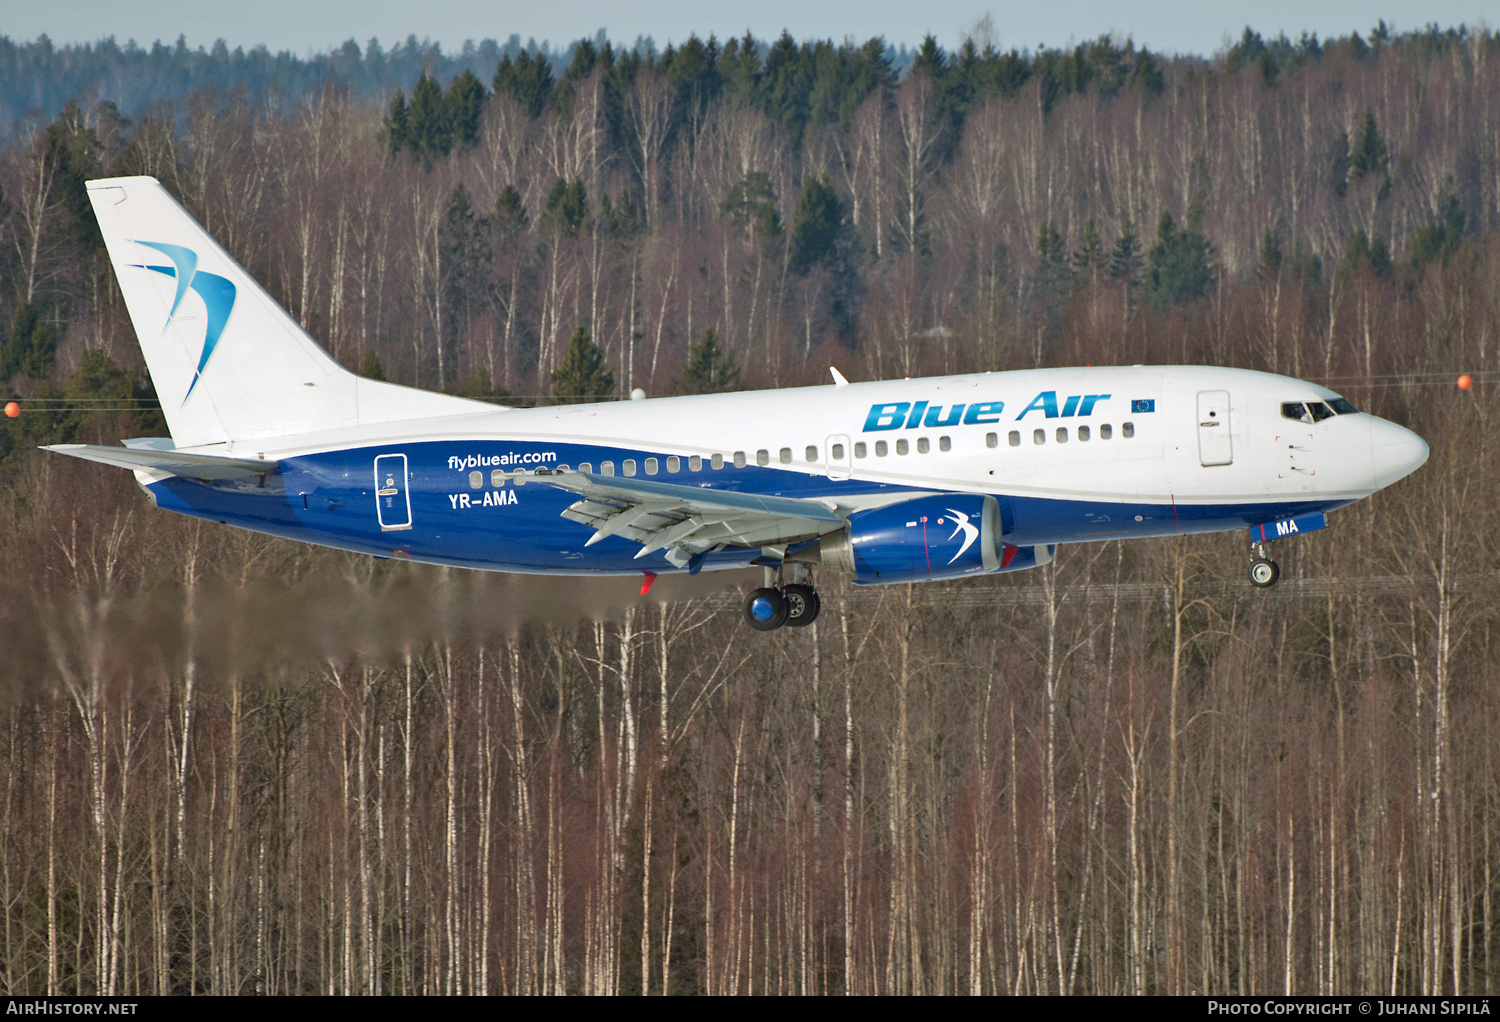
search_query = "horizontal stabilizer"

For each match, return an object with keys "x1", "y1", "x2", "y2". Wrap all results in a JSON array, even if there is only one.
[{"x1": 43, "y1": 444, "x2": 277, "y2": 480}]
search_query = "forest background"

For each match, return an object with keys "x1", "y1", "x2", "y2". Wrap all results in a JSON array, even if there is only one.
[{"x1": 0, "y1": 20, "x2": 1497, "y2": 996}]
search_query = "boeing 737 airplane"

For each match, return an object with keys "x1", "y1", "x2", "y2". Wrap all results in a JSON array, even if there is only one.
[{"x1": 46, "y1": 177, "x2": 1429, "y2": 630}]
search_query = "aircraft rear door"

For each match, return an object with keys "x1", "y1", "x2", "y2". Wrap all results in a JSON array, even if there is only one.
[
  {"x1": 826, "y1": 434, "x2": 852, "y2": 480},
  {"x1": 374, "y1": 453, "x2": 413, "y2": 530},
  {"x1": 1196, "y1": 390, "x2": 1233, "y2": 467}
]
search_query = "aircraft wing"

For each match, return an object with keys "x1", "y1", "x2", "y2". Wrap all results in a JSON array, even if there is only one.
[
  {"x1": 43, "y1": 443, "x2": 278, "y2": 481},
  {"x1": 533, "y1": 469, "x2": 845, "y2": 568}
]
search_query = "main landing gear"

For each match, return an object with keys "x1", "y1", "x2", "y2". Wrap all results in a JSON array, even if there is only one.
[
  {"x1": 744, "y1": 564, "x2": 822, "y2": 631},
  {"x1": 1248, "y1": 541, "x2": 1281, "y2": 588}
]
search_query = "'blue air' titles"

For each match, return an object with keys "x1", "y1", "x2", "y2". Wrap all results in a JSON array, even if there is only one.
[{"x1": 862, "y1": 392, "x2": 1114, "y2": 432}]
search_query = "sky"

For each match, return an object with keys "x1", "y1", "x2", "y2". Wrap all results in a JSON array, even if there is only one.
[{"x1": 0, "y1": 0, "x2": 1492, "y2": 58}]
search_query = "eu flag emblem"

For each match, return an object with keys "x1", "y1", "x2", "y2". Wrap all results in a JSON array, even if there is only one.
[{"x1": 1131, "y1": 399, "x2": 1155, "y2": 413}]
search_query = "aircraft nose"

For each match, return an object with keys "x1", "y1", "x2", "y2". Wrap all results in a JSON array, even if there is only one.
[{"x1": 1369, "y1": 416, "x2": 1429, "y2": 490}]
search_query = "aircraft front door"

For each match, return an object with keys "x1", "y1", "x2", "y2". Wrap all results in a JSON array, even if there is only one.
[
  {"x1": 826, "y1": 434, "x2": 852, "y2": 480},
  {"x1": 374, "y1": 453, "x2": 413, "y2": 531},
  {"x1": 1196, "y1": 390, "x2": 1233, "y2": 467}
]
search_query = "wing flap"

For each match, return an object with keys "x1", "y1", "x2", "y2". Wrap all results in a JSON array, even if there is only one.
[{"x1": 534, "y1": 468, "x2": 845, "y2": 561}]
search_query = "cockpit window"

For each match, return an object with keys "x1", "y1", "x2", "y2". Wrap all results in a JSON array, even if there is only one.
[{"x1": 1283, "y1": 399, "x2": 1352, "y2": 423}]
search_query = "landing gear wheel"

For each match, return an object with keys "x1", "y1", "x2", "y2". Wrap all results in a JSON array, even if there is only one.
[
  {"x1": 744, "y1": 587, "x2": 789, "y2": 630},
  {"x1": 782, "y1": 584, "x2": 821, "y2": 627},
  {"x1": 1248, "y1": 557, "x2": 1280, "y2": 588}
]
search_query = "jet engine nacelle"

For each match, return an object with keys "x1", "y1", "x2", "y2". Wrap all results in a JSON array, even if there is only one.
[{"x1": 819, "y1": 494, "x2": 1032, "y2": 585}]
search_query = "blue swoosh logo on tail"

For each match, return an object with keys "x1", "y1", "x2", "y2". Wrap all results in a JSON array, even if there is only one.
[{"x1": 132, "y1": 241, "x2": 237, "y2": 403}]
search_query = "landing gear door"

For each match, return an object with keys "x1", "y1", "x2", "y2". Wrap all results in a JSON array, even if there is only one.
[
  {"x1": 1196, "y1": 391, "x2": 1233, "y2": 467},
  {"x1": 826, "y1": 435, "x2": 852, "y2": 480},
  {"x1": 374, "y1": 453, "x2": 413, "y2": 531}
]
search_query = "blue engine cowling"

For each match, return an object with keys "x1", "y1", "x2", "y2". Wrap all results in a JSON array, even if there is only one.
[{"x1": 818, "y1": 494, "x2": 1045, "y2": 585}]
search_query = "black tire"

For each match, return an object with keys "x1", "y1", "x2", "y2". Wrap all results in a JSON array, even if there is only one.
[
  {"x1": 744, "y1": 587, "x2": 788, "y2": 630},
  {"x1": 1248, "y1": 557, "x2": 1280, "y2": 588},
  {"x1": 782, "y1": 584, "x2": 821, "y2": 627}
]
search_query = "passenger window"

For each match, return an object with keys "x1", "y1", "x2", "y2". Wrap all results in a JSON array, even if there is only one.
[
  {"x1": 1077, "y1": 425, "x2": 1090, "y2": 441},
  {"x1": 875, "y1": 440, "x2": 888, "y2": 457},
  {"x1": 623, "y1": 459, "x2": 637, "y2": 476},
  {"x1": 1033, "y1": 429, "x2": 1046, "y2": 445},
  {"x1": 896, "y1": 439, "x2": 909, "y2": 455},
  {"x1": 513, "y1": 471, "x2": 526, "y2": 486},
  {"x1": 1100, "y1": 424, "x2": 1112, "y2": 440},
  {"x1": 1281, "y1": 402, "x2": 1311, "y2": 423},
  {"x1": 688, "y1": 455, "x2": 701, "y2": 471},
  {"x1": 986, "y1": 433, "x2": 998, "y2": 449},
  {"x1": 579, "y1": 463, "x2": 592, "y2": 474},
  {"x1": 733, "y1": 451, "x2": 746, "y2": 468},
  {"x1": 645, "y1": 458, "x2": 659, "y2": 474},
  {"x1": 1329, "y1": 397, "x2": 1359, "y2": 415},
  {"x1": 756, "y1": 449, "x2": 769, "y2": 466},
  {"x1": 491, "y1": 469, "x2": 506, "y2": 487},
  {"x1": 602, "y1": 461, "x2": 615, "y2": 476},
  {"x1": 666, "y1": 456, "x2": 680, "y2": 473},
  {"x1": 939, "y1": 436, "x2": 951, "y2": 452},
  {"x1": 711, "y1": 453, "x2": 723, "y2": 469},
  {"x1": 831, "y1": 443, "x2": 845, "y2": 459},
  {"x1": 917, "y1": 437, "x2": 930, "y2": 454},
  {"x1": 805, "y1": 445, "x2": 819, "y2": 462},
  {"x1": 469, "y1": 471, "x2": 483, "y2": 489},
  {"x1": 557, "y1": 465, "x2": 570, "y2": 472},
  {"x1": 779, "y1": 447, "x2": 792, "y2": 464},
  {"x1": 1309, "y1": 402, "x2": 1335, "y2": 422},
  {"x1": 1009, "y1": 431, "x2": 1021, "y2": 447},
  {"x1": 1122, "y1": 422, "x2": 1134, "y2": 438},
  {"x1": 1056, "y1": 427, "x2": 1068, "y2": 443},
  {"x1": 854, "y1": 442, "x2": 867, "y2": 458}
]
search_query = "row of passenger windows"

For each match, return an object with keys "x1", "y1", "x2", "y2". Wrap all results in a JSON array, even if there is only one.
[
  {"x1": 464, "y1": 422, "x2": 1137, "y2": 488},
  {"x1": 995, "y1": 422, "x2": 1134, "y2": 447}
]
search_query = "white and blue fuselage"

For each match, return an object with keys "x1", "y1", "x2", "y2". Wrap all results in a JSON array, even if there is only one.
[
  {"x1": 135, "y1": 365, "x2": 1425, "y2": 575},
  {"x1": 52, "y1": 177, "x2": 1428, "y2": 625}
]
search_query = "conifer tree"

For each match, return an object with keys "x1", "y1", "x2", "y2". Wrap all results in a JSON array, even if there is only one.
[
  {"x1": 359, "y1": 350, "x2": 386, "y2": 381},
  {"x1": 1145, "y1": 209, "x2": 1215, "y2": 308},
  {"x1": 1349, "y1": 111, "x2": 1387, "y2": 179},
  {"x1": 493, "y1": 51, "x2": 555, "y2": 117},
  {"x1": 445, "y1": 69, "x2": 486, "y2": 148},
  {"x1": 723, "y1": 172, "x2": 782, "y2": 244},
  {"x1": 494, "y1": 185, "x2": 529, "y2": 236},
  {"x1": 383, "y1": 90, "x2": 409, "y2": 157},
  {"x1": 406, "y1": 72, "x2": 451, "y2": 157},
  {"x1": 1108, "y1": 219, "x2": 1143, "y2": 286},
  {"x1": 543, "y1": 179, "x2": 588, "y2": 238},
  {"x1": 2, "y1": 303, "x2": 58, "y2": 379},
  {"x1": 789, "y1": 174, "x2": 842, "y2": 274},
  {"x1": 1410, "y1": 177, "x2": 1466, "y2": 268},
  {"x1": 550, "y1": 326, "x2": 614, "y2": 403},
  {"x1": 679, "y1": 328, "x2": 740, "y2": 394}
]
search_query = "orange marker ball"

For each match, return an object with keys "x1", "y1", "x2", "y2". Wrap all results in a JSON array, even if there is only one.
[
  {"x1": 1457, "y1": 375, "x2": 1473, "y2": 390},
  {"x1": 3, "y1": 402, "x2": 18, "y2": 418}
]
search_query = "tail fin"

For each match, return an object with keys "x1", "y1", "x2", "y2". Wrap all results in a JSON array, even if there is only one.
[{"x1": 87, "y1": 176, "x2": 489, "y2": 448}]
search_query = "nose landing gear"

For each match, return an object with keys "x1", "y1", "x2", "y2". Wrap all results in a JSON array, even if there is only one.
[
  {"x1": 743, "y1": 563, "x2": 822, "y2": 631},
  {"x1": 1248, "y1": 541, "x2": 1280, "y2": 588}
]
